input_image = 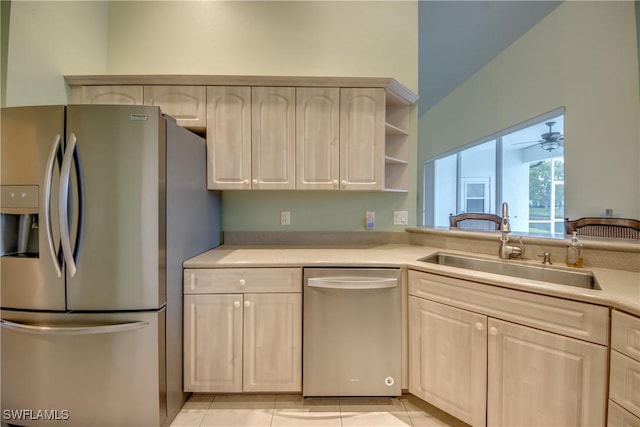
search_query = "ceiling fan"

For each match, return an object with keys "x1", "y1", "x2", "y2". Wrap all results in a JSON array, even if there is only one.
[{"x1": 513, "y1": 121, "x2": 564, "y2": 151}]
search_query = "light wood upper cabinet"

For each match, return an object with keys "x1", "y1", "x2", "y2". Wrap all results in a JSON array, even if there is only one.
[
  {"x1": 206, "y1": 86, "x2": 252, "y2": 190},
  {"x1": 487, "y1": 318, "x2": 607, "y2": 427},
  {"x1": 296, "y1": 87, "x2": 340, "y2": 190},
  {"x1": 339, "y1": 88, "x2": 385, "y2": 191},
  {"x1": 69, "y1": 85, "x2": 143, "y2": 105},
  {"x1": 409, "y1": 297, "x2": 487, "y2": 427},
  {"x1": 143, "y1": 85, "x2": 206, "y2": 131},
  {"x1": 65, "y1": 75, "x2": 417, "y2": 191},
  {"x1": 251, "y1": 87, "x2": 296, "y2": 189}
]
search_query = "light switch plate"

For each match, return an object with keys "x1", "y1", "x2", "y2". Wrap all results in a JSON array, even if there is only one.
[
  {"x1": 280, "y1": 211, "x2": 291, "y2": 225},
  {"x1": 393, "y1": 211, "x2": 409, "y2": 225},
  {"x1": 365, "y1": 211, "x2": 375, "y2": 229}
]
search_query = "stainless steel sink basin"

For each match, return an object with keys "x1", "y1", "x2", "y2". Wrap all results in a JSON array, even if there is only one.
[{"x1": 418, "y1": 252, "x2": 601, "y2": 290}]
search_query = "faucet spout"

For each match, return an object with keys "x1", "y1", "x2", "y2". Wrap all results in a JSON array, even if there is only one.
[
  {"x1": 500, "y1": 202, "x2": 511, "y2": 233},
  {"x1": 498, "y1": 202, "x2": 524, "y2": 259}
]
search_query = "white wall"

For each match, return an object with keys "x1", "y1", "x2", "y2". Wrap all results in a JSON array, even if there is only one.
[
  {"x1": 4, "y1": 1, "x2": 108, "y2": 106},
  {"x1": 419, "y1": 1, "x2": 640, "y2": 220}
]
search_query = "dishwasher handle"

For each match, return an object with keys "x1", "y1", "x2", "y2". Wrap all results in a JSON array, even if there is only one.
[{"x1": 307, "y1": 276, "x2": 397, "y2": 290}]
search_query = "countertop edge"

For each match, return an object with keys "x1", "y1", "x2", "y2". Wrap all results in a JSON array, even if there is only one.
[{"x1": 183, "y1": 245, "x2": 640, "y2": 317}]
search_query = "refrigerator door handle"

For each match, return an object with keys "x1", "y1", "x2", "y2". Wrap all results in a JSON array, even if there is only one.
[
  {"x1": 0, "y1": 319, "x2": 149, "y2": 335},
  {"x1": 59, "y1": 132, "x2": 77, "y2": 277},
  {"x1": 44, "y1": 133, "x2": 63, "y2": 278}
]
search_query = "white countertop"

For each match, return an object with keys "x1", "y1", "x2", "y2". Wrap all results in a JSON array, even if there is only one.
[{"x1": 184, "y1": 244, "x2": 640, "y2": 317}]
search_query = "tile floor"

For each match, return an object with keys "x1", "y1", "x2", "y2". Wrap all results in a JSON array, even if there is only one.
[{"x1": 170, "y1": 394, "x2": 468, "y2": 427}]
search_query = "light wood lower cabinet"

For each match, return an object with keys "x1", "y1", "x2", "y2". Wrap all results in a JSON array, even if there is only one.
[
  {"x1": 608, "y1": 400, "x2": 640, "y2": 427},
  {"x1": 610, "y1": 309, "x2": 640, "y2": 424},
  {"x1": 183, "y1": 268, "x2": 302, "y2": 393},
  {"x1": 409, "y1": 297, "x2": 487, "y2": 426},
  {"x1": 184, "y1": 294, "x2": 243, "y2": 392},
  {"x1": 487, "y1": 318, "x2": 607, "y2": 427},
  {"x1": 242, "y1": 293, "x2": 301, "y2": 392},
  {"x1": 408, "y1": 269, "x2": 608, "y2": 427}
]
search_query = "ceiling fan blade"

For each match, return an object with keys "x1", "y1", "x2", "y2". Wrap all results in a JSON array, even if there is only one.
[{"x1": 512, "y1": 140, "x2": 542, "y2": 145}]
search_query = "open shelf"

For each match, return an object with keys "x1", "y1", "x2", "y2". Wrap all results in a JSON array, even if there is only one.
[{"x1": 383, "y1": 88, "x2": 413, "y2": 192}]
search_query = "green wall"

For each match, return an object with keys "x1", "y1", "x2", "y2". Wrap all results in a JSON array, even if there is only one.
[
  {"x1": 4, "y1": 1, "x2": 418, "y2": 233},
  {"x1": 105, "y1": 1, "x2": 419, "y2": 233},
  {"x1": 1, "y1": 0, "x2": 10, "y2": 108}
]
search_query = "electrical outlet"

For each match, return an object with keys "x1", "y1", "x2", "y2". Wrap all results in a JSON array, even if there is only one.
[
  {"x1": 393, "y1": 211, "x2": 409, "y2": 225},
  {"x1": 280, "y1": 211, "x2": 291, "y2": 226},
  {"x1": 365, "y1": 211, "x2": 375, "y2": 229}
]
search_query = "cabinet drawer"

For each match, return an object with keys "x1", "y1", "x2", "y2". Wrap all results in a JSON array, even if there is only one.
[
  {"x1": 610, "y1": 350, "x2": 640, "y2": 418},
  {"x1": 612, "y1": 310, "x2": 640, "y2": 362},
  {"x1": 408, "y1": 270, "x2": 609, "y2": 345},
  {"x1": 184, "y1": 268, "x2": 302, "y2": 294},
  {"x1": 609, "y1": 400, "x2": 640, "y2": 427}
]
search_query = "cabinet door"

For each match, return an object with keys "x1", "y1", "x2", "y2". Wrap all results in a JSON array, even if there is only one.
[
  {"x1": 487, "y1": 318, "x2": 607, "y2": 427},
  {"x1": 69, "y1": 85, "x2": 143, "y2": 105},
  {"x1": 251, "y1": 87, "x2": 296, "y2": 189},
  {"x1": 408, "y1": 296, "x2": 487, "y2": 426},
  {"x1": 610, "y1": 350, "x2": 640, "y2": 418},
  {"x1": 611, "y1": 309, "x2": 640, "y2": 362},
  {"x1": 184, "y1": 294, "x2": 243, "y2": 392},
  {"x1": 144, "y1": 85, "x2": 206, "y2": 130},
  {"x1": 608, "y1": 400, "x2": 640, "y2": 427},
  {"x1": 339, "y1": 88, "x2": 385, "y2": 191},
  {"x1": 243, "y1": 293, "x2": 302, "y2": 392},
  {"x1": 206, "y1": 86, "x2": 252, "y2": 190},
  {"x1": 296, "y1": 87, "x2": 340, "y2": 190}
]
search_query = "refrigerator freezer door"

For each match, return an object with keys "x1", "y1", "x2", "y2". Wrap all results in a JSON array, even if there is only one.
[
  {"x1": 65, "y1": 105, "x2": 164, "y2": 310},
  {"x1": 0, "y1": 309, "x2": 166, "y2": 427},
  {"x1": 0, "y1": 106, "x2": 66, "y2": 311}
]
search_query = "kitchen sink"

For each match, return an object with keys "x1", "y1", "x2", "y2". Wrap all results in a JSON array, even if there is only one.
[{"x1": 418, "y1": 252, "x2": 601, "y2": 290}]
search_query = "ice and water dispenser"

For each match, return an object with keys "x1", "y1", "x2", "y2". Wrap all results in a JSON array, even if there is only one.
[{"x1": 1, "y1": 186, "x2": 39, "y2": 257}]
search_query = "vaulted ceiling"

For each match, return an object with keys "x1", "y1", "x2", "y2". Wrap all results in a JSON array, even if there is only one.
[{"x1": 418, "y1": 1, "x2": 563, "y2": 114}]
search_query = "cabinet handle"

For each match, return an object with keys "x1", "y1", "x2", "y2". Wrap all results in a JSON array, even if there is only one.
[
  {"x1": 244, "y1": 300, "x2": 251, "y2": 308},
  {"x1": 475, "y1": 322, "x2": 484, "y2": 331},
  {"x1": 239, "y1": 279, "x2": 246, "y2": 286},
  {"x1": 341, "y1": 180, "x2": 347, "y2": 186},
  {"x1": 233, "y1": 301, "x2": 241, "y2": 308},
  {"x1": 243, "y1": 179, "x2": 249, "y2": 185},
  {"x1": 332, "y1": 180, "x2": 339, "y2": 186},
  {"x1": 252, "y1": 179, "x2": 258, "y2": 185},
  {"x1": 489, "y1": 327, "x2": 498, "y2": 336}
]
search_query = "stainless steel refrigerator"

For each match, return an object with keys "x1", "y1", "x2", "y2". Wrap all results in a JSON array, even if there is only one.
[{"x1": 0, "y1": 105, "x2": 220, "y2": 426}]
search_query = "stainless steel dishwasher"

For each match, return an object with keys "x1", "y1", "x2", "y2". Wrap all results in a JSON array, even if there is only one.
[{"x1": 303, "y1": 267, "x2": 401, "y2": 397}]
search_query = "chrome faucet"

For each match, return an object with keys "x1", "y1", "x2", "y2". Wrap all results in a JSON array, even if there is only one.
[{"x1": 499, "y1": 202, "x2": 525, "y2": 259}]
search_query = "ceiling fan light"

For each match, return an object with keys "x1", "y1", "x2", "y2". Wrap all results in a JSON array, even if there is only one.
[{"x1": 540, "y1": 140, "x2": 560, "y2": 151}]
